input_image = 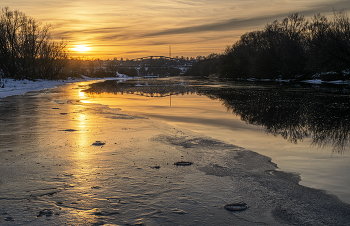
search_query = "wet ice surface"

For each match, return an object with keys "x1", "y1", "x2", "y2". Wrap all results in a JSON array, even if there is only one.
[{"x1": 1, "y1": 82, "x2": 350, "y2": 225}]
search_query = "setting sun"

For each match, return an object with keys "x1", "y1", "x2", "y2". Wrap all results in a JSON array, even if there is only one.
[{"x1": 72, "y1": 45, "x2": 91, "y2": 52}]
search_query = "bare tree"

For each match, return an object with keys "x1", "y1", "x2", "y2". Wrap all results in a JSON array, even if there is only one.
[
  {"x1": 307, "y1": 10, "x2": 350, "y2": 77},
  {"x1": 0, "y1": 7, "x2": 68, "y2": 80}
]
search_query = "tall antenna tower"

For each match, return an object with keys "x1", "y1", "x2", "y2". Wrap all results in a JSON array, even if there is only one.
[{"x1": 169, "y1": 45, "x2": 171, "y2": 58}]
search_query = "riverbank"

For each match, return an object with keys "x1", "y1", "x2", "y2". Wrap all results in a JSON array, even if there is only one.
[
  {"x1": 1, "y1": 81, "x2": 350, "y2": 225},
  {"x1": 1, "y1": 76, "x2": 348, "y2": 100}
]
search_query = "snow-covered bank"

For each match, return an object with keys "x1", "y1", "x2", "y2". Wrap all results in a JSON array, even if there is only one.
[
  {"x1": 0, "y1": 74, "x2": 130, "y2": 99},
  {"x1": 302, "y1": 79, "x2": 350, "y2": 85},
  {"x1": 229, "y1": 77, "x2": 350, "y2": 85}
]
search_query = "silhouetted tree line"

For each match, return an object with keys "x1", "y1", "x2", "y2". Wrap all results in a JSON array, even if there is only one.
[
  {"x1": 61, "y1": 58, "x2": 184, "y2": 79},
  {"x1": 187, "y1": 11, "x2": 350, "y2": 80},
  {"x1": 63, "y1": 58, "x2": 122, "y2": 78},
  {"x1": 117, "y1": 67, "x2": 138, "y2": 77},
  {"x1": 0, "y1": 7, "x2": 68, "y2": 80},
  {"x1": 138, "y1": 67, "x2": 182, "y2": 77},
  {"x1": 119, "y1": 56, "x2": 193, "y2": 77},
  {"x1": 184, "y1": 54, "x2": 220, "y2": 77}
]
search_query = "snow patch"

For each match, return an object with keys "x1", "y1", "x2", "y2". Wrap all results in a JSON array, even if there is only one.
[
  {"x1": 0, "y1": 74, "x2": 131, "y2": 98},
  {"x1": 303, "y1": 79, "x2": 323, "y2": 84},
  {"x1": 0, "y1": 78, "x2": 80, "y2": 98}
]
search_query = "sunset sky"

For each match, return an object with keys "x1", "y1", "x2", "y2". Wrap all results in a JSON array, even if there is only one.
[{"x1": 2, "y1": 0, "x2": 350, "y2": 59}]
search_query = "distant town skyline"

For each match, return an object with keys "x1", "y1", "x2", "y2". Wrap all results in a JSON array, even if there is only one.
[{"x1": 2, "y1": 0, "x2": 350, "y2": 59}]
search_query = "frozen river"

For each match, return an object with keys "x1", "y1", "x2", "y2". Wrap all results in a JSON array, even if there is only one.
[
  {"x1": 1, "y1": 77, "x2": 349, "y2": 225},
  {"x1": 83, "y1": 77, "x2": 350, "y2": 204}
]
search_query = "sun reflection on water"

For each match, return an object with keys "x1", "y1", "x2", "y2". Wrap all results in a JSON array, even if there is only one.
[
  {"x1": 76, "y1": 114, "x2": 90, "y2": 150},
  {"x1": 68, "y1": 85, "x2": 98, "y2": 175},
  {"x1": 79, "y1": 89, "x2": 86, "y2": 98}
]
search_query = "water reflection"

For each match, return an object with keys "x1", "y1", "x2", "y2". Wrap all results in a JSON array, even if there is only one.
[
  {"x1": 200, "y1": 83, "x2": 350, "y2": 153},
  {"x1": 85, "y1": 78, "x2": 195, "y2": 97},
  {"x1": 83, "y1": 78, "x2": 350, "y2": 152}
]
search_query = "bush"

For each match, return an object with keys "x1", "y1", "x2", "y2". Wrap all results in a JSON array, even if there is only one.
[{"x1": 117, "y1": 68, "x2": 138, "y2": 77}]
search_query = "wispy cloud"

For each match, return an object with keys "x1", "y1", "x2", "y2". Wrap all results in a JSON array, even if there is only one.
[
  {"x1": 144, "y1": 1, "x2": 350, "y2": 37},
  {"x1": 143, "y1": 16, "x2": 277, "y2": 37}
]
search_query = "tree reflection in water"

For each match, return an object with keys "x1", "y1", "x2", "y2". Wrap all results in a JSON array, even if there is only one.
[{"x1": 84, "y1": 78, "x2": 350, "y2": 153}]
